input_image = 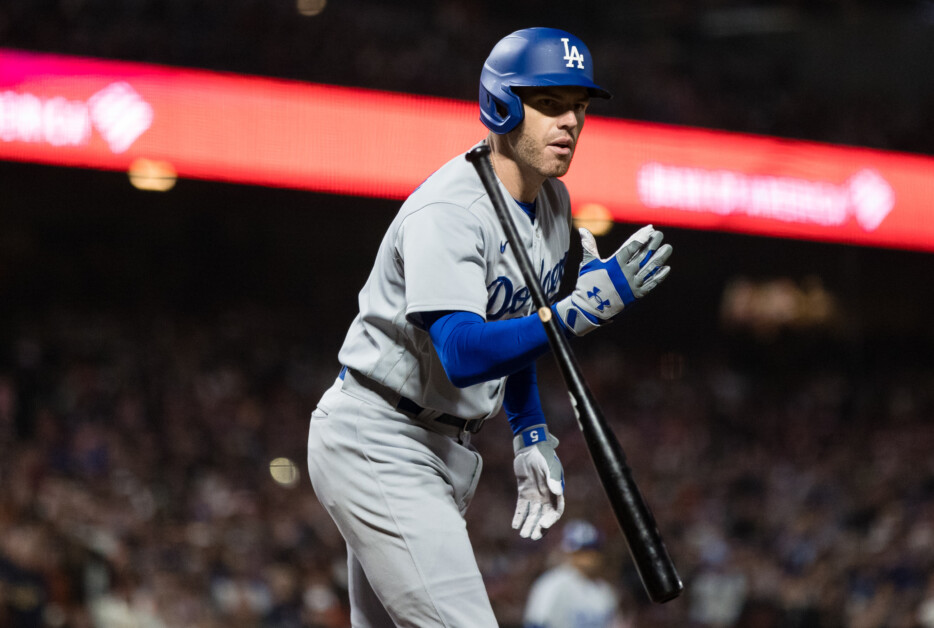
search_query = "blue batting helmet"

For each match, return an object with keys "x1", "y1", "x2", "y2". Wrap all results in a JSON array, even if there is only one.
[
  {"x1": 479, "y1": 27, "x2": 612, "y2": 134},
  {"x1": 561, "y1": 520, "x2": 604, "y2": 553}
]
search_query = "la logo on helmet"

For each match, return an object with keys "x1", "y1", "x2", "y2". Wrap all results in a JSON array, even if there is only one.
[{"x1": 561, "y1": 38, "x2": 585, "y2": 69}]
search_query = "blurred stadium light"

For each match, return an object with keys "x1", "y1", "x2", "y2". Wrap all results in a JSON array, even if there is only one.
[
  {"x1": 128, "y1": 158, "x2": 177, "y2": 191},
  {"x1": 296, "y1": 0, "x2": 327, "y2": 16}
]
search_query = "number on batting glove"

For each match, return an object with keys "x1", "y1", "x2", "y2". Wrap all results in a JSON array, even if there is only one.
[
  {"x1": 512, "y1": 425, "x2": 565, "y2": 541},
  {"x1": 554, "y1": 225, "x2": 672, "y2": 336}
]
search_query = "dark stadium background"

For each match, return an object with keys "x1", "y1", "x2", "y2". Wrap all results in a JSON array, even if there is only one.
[{"x1": 2, "y1": 2, "x2": 934, "y2": 628}]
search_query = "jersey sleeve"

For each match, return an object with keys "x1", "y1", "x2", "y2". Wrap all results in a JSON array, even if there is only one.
[{"x1": 400, "y1": 203, "x2": 490, "y2": 326}]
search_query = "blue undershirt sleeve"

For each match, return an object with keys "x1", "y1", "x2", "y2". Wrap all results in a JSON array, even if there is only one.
[
  {"x1": 424, "y1": 310, "x2": 548, "y2": 434},
  {"x1": 424, "y1": 310, "x2": 551, "y2": 388},
  {"x1": 502, "y1": 362, "x2": 547, "y2": 435}
]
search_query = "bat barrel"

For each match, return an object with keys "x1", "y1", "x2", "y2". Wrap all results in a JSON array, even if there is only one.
[{"x1": 552, "y1": 328, "x2": 683, "y2": 603}]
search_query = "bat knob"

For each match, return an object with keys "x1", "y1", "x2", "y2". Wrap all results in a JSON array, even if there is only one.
[{"x1": 466, "y1": 144, "x2": 491, "y2": 162}]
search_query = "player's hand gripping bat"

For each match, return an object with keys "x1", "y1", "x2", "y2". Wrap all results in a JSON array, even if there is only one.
[{"x1": 466, "y1": 144, "x2": 683, "y2": 603}]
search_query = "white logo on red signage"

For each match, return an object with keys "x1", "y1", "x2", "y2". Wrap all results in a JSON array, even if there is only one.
[
  {"x1": 636, "y1": 163, "x2": 894, "y2": 232},
  {"x1": 0, "y1": 81, "x2": 152, "y2": 154},
  {"x1": 88, "y1": 82, "x2": 153, "y2": 153},
  {"x1": 0, "y1": 91, "x2": 91, "y2": 146},
  {"x1": 847, "y1": 169, "x2": 894, "y2": 231}
]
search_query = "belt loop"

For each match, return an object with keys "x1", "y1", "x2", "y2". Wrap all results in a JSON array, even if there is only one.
[{"x1": 339, "y1": 367, "x2": 402, "y2": 410}]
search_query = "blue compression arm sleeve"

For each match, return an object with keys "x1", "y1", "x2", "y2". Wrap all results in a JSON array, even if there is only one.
[
  {"x1": 425, "y1": 311, "x2": 551, "y2": 388},
  {"x1": 425, "y1": 310, "x2": 547, "y2": 434},
  {"x1": 502, "y1": 362, "x2": 547, "y2": 435}
]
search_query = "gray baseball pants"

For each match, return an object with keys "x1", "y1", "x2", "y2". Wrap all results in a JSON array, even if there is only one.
[{"x1": 307, "y1": 375, "x2": 498, "y2": 627}]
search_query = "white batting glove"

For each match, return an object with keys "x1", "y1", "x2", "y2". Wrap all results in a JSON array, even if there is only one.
[
  {"x1": 512, "y1": 425, "x2": 565, "y2": 540},
  {"x1": 554, "y1": 225, "x2": 672, "y2": 336}
]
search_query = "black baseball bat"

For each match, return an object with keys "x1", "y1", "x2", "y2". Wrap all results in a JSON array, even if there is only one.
[{"x1": 466, "y1": 144, "x2": 683, "y2": 603}]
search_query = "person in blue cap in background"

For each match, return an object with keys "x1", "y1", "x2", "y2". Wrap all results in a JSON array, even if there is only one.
[{"x1": 524, "y1": 519, "x2": 627, "y2": 628}]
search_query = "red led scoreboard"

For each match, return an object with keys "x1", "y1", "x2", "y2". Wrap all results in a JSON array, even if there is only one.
[{"x1": 2, "y1": 48, "x2": 933, "y2": 251}]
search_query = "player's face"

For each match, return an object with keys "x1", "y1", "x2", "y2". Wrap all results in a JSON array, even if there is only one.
[
  {"x1": 570, "y1": 549, "x2": 604, "y2": 578},
  {"x1": 509, "y1": 86, "x2": 590, "y2": 179}
]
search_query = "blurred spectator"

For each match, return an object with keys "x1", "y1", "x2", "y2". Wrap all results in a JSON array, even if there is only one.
[
  {"x1": 0, "y1": 524, "x2": 49, "y2": 628},
  {"x1": 523, "y1": 519, "x2": 628, "y2": 628}
]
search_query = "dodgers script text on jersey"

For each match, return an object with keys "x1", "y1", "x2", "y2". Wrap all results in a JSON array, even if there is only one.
[{"x1": 486, "y1": 251, "x2": 567, "y2": 320}]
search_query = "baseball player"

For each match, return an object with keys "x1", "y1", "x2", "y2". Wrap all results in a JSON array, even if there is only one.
[
  {"x1": 524, "y1": 520, "x2": 625, "y2": 628},
  {"x1": 306, "y1": 27, "x2": 672, "y2": 627}
]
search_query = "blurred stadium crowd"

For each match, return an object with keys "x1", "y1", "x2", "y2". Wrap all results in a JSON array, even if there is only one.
[
  {"x1": 2, "y1": 1, "x2": 934, "y2": 627},
  {"x1": 1, "y1": 306, "x2": 933, "y2": 627}
]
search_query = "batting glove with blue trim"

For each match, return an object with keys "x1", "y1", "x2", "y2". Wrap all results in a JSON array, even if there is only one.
[
  {"x1": 554, "y1": 225, "x2": 672, "y2": 336},
  {"x1": 512, "y1": 425, "x2": 565, "y2": 540}
]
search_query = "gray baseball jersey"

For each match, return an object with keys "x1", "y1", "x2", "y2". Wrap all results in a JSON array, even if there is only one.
[{"x1": 337, "y1": 141, "x2": 571, "y2": 420}]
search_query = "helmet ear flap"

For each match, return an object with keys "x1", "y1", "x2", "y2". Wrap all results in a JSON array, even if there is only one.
[{"x1": 478, "y1": 83, "x2": 523, "y2": 134}]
